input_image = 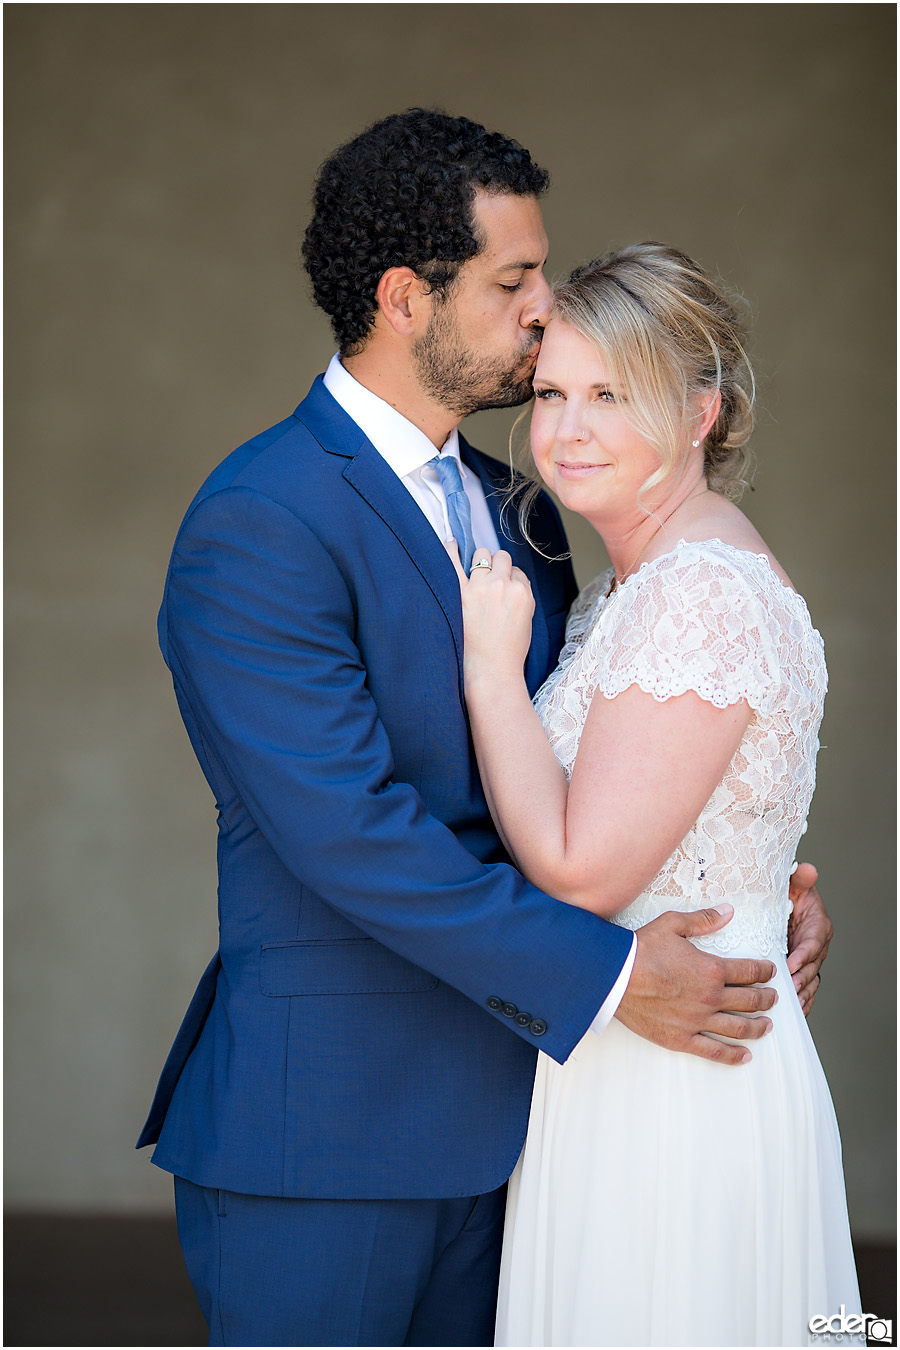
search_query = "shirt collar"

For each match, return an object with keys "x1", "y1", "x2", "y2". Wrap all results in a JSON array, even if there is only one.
[{"x1": 323, "y1": 353, "x2": 462, "y2": 479}]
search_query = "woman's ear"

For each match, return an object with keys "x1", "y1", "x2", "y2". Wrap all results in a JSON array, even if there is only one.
[
  {"x1": 375, "y1": 267, "x2": 429, "y2": 337},
  {"x1": 697, "y1": 389, "x2": 722, "y2": 442}
]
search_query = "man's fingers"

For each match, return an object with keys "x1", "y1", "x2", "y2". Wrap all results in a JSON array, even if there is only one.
[
  {"x1": 786, "y1": 934, "x2": 831, "y2": 976},
  {"x1": 788, "y1": 938, "x2": 817, "y2": 971},
  {"x1": 800, "y1": 973, "x2": 822, "y2": 1017},
  {"x1": 621, "y1": 912, "x2": 781, "y2": 1066},
  {"x1": 789, "y1": 861, "x2": 818, "y2": 898},
  {"x1": 687, "y1": 1034, "x2": 753, "y2": 1066},
  {"x1": 673, "y1": 903, "x2": 734, "y2": 935},
  {"x1": 704, "y1": 1012, "x2": 773, "y2": 1041},
  {"x1": 721, "y1": 956, "x2": 777, "y2": 987},
  {"x1": 786, "y1": 938, "x2": 818, "y2": 976},
  {"x1": 716, "y1": 983, "x2": 777, "y2": 1014},
  {"x1": 791, "y1": 960, "x2": 818, "y2": 994}
]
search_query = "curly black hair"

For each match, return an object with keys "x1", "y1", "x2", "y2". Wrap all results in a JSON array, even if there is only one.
[{"x1": 302, "y1": 108, "x2": 549, "y2": 354}]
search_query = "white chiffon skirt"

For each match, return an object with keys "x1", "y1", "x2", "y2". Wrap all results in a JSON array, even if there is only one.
[{"x1": 495, "y1": 953, "x2": 862, "y2": 1347}]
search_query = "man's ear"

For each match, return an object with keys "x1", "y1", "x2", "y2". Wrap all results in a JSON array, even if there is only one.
[{"x1": 375, "y1": 267, "x2": 430, "y2": 337}]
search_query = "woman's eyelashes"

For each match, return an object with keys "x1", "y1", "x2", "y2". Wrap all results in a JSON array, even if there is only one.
[{"x1": 533, "y1": 386, "x2": 619, "y2": 403}]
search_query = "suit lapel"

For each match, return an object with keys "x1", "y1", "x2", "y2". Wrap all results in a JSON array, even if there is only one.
[
  {"x1": 342, "y1": 450, "x2": 466, "y2": 670},
  {"x1": 294, "y1": 380, "x2": 557, "y2": 697},
  {"x1": 295, "y1": 379, "x2": 465, "y2": 678}
]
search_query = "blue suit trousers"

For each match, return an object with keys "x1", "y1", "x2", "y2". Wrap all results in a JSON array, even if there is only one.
[{"x1": 174, "y1": 1176, "x2": 507, "y2": 1347}]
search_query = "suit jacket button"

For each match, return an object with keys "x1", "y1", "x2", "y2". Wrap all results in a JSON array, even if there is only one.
[
  {"x1": 487, "y1": 996, "x2": 502, "y2": 1011},
  {"x1": 529, "y1": 1019, "x2": 547, "y2": 1036},
  {"x1": 501, "y1": 1002, "x2": 518, "y2": 1018},
  {"x1": 515, "y1": 1012, "x2": 532, "y2": 1027}
]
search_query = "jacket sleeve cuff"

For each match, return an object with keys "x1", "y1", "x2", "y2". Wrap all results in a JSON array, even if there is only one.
[{"x1": 588, "y1": 933, "x2": 637, "y2": 1035}]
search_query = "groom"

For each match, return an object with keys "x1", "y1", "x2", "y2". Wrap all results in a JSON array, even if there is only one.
[{"x1": 138, "y1": 109, "x2": 831, "y2": 1347}]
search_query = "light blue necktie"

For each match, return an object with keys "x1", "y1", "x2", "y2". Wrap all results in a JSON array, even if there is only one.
[{"x1": 427, "y1": 454, "x2": 476, "y2": 575}]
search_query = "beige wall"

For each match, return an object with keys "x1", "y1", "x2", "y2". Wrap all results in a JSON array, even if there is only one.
[{"x1": 6, "y1": 4, "x2": 895, "y2": 1235}]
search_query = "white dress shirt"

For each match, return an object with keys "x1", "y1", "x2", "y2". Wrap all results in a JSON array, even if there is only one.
[
  {"x1": 323, "y1": 353, "x2": 501, "y2": 553},
  {"x1": 322, "y1": 354, "x2": 635, "y2": 1034}
]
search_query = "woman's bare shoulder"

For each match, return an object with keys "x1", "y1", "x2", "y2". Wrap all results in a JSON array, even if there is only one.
[{"x1": 675, "y1": 497, "x2": 795, "y2": 591}]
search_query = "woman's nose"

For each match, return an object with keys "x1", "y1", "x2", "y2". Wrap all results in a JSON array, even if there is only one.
[{"x1": 557, "y1": 406, "x2": 588, "y2": 443}]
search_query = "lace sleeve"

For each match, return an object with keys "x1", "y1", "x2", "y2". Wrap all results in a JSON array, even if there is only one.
[{"x1": 589, "y1": 544, "x2": 783, "y2": 713}]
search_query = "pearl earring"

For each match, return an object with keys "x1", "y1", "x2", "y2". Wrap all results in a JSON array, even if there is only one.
[{"x1": 692, "y1": 440, "x2": 700, "y2": 448}]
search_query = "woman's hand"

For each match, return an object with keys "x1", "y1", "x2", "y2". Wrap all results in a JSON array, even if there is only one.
[
  {"x1": 447, "y1": 542, "x2": 535, "y2": 688},
  {"x1": 445, "y1": 539, "x2": 560, "y2": 871}
]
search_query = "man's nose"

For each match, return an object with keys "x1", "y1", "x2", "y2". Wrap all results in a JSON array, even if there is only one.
[{"x1": 522, "y1": 272, "x2": 552, "y2": 329}]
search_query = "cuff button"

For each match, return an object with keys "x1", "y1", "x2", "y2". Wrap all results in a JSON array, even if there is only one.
[
  {"x1": 487, "y1": 996, "x2": 502, "y2": 1012},
  {"x1": 529, "y1": 1019, "x2": 547, "y2": 1037},
  {"x1": 501, "y1": 1002, "x2": 518, "y2": 1018},
  {"x1": 515, "y1": 1012, "x2": 532, "y2": 1027}
]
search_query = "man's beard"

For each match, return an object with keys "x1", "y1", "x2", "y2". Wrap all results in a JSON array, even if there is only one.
[{"x1": 412, "y1": 300, "x2": 540, "y2": 418}]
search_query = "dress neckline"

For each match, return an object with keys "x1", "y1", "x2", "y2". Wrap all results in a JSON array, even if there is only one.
[{"x1": 607, "y1": 536, "x2": 799, "y2": 601}]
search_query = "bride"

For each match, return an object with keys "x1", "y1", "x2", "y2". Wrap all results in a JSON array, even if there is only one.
[{"x1": 451, "y1": 244, "x2": 862, "y2": 1347}]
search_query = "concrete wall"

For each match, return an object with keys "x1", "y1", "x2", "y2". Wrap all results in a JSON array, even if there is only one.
[{"x1": 6, "y1": 4, "x2": 894, "y2": 1235}]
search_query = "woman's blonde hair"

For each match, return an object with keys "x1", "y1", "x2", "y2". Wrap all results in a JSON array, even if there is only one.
[{"x1": 511, "y1": 242, "x2": 756, "y2": 537}]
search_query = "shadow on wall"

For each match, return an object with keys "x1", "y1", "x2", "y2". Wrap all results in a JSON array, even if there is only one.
[{"x1": 3, "y1": 1215, "x2": 897, "y2": 1347}]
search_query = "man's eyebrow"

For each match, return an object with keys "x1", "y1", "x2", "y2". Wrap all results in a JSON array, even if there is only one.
[{"x1": 495, "y1": 259, "x2": 543, "y2": 273}]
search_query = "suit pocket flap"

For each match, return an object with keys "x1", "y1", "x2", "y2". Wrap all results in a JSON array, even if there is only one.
[{"x1": 259, "y1": 938, "x2": 439, "y2": 996}]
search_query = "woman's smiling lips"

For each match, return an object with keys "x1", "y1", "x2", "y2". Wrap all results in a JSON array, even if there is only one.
[{"x1": 555, "y1": 460, "x2": 612, "y2": 478}]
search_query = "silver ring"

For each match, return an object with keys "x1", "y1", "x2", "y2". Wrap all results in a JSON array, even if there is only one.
[{"x1": 470, "y1": 559, "x2": 493, "y2": 571}]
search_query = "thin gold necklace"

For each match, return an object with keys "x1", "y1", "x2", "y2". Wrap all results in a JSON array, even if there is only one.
[{"x1": 608, "y1": 489, "x2": 706, "y2": 595}]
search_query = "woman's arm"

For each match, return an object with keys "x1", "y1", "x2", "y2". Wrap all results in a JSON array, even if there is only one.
[{"x1": 455, "y1": 547, "x2": 751, "y2": 917}]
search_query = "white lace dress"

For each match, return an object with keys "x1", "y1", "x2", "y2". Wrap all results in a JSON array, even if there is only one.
[{"x1": 495, "y1": 539, "x2": 861, "y2": 1348}]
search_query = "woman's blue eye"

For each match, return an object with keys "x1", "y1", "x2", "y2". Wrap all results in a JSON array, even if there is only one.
[{"x1": 534, "y1": 389, "x2": 560, "y2": 399}]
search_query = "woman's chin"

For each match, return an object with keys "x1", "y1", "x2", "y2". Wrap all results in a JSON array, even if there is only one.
[{"x1": 553, "y1": 476, "x2": 614, "y2": 519}]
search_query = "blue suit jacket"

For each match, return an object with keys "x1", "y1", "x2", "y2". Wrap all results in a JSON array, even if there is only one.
[{"x1": 137, "y1": 377, "x2": 633, "y2": 1199}]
